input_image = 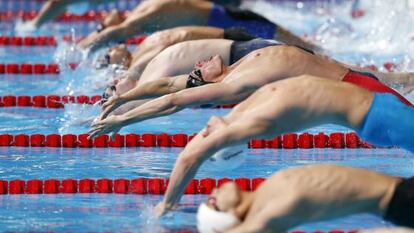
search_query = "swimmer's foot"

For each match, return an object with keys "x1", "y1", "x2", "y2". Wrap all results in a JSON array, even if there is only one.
[{"x1": 203, "y1": 116, "x2": 228, "y2": 137}]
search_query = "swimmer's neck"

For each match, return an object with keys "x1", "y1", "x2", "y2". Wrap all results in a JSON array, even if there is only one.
[
  {"x1": 215, "y1": 63, "x2": 239, "y2": 83},
  {"x1": 234, "y1": 191, "x2": 254, "y2": 220}
]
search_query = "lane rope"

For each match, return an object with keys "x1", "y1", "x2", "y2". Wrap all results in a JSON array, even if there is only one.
[
  {"x1": 0, "y1": 132, "x2": 375, "y2": 149},
  {"x1": 0, "y1": 35, "x2": 146, "y2": 46},
  {"x1": 0, "y1": 177, "x2": 265, "y2": 195}
]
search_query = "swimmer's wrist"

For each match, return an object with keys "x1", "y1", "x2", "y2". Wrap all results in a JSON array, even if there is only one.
[
  {"x1": 164, "y1": 202, "x2": 174, "y2": 210},
  {"x1": 117, "y1": 95, "x2": 129, "y2": 103}
]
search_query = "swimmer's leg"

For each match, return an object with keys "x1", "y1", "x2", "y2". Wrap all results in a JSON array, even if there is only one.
[{"x1": 376, "y1": 72, "x2": 414, "y2": 93}]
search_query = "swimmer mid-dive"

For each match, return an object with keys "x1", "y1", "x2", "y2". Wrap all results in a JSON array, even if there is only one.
[
  {"x1": 151, "y1": 76, "x2": 414, "y2": 216},
  {"x1": 77, "y1": 0, "x2": 316, "y2": 52},
  {"x1": 89, "y1": 42, "x2": 413, "y2": 136},
  {"x1": 96, "y1": 26, "x2": 256, "y2": 96},
  {"x1": 22, "y1": 0, "x2": 117, "y2": 30},
  {"x1": 195, "y1": 164, "x2": 414, "y2": 233},
  {"x1": 24, "y1": 0, "x2": 243, "y2": 29}
]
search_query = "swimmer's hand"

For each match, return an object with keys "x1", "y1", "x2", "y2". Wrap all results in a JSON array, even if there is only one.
[
  {"x1": 87, "y1": 115, "x2": 123, "y2": 140},
  {"x1": 154, "y1": 201, "x2": 178, "y2": 218},
  {"x1": 100, "y1": 95, "x2": 126, "y2": 120}
]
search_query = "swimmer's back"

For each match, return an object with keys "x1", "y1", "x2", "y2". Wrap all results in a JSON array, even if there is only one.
[{"x1": 246, "y1": 164, "x2": 398, "y2": 221}]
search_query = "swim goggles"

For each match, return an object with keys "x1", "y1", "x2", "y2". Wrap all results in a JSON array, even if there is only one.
[
  {"x1": 98, "y1": 85, "x2": 116, "y2": 106},
  {"x1": 186, "y1": 69, "x2": 213, "y2": 88}
]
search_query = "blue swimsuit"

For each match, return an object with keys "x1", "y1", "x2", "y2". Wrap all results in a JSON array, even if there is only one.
[
  {"x1": 357, "y1": 93, "x2": 414, "y2": 152},
  {"x1": 207, "y1": 5, "x2": 276, "y2": 39}
]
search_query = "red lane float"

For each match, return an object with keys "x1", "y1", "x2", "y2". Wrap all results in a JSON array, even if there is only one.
[
  {"x1": 0, "y1": 95, "x2": 102, "y2": 107},
  {"x1": 0, "y1": 177, "x2": 270, "y2": 195},
  {"x1": 0, "y1": 63, "x2": 60, "y2": 74},
  {"x1": 0, "y1": 133, "x2": 376, "y2": 149},
  {"x1": 0, "y1": 36, "x2": 56, "y2": 46},
  {"x1": 0, "y1": 10, "x2": 127, "y2": 22},
  {"x1": 0, "y1": 35, "x2": 145, "y2": 46}
]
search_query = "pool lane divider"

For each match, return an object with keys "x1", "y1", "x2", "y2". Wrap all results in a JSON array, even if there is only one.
[
  {"x1": 0, "y1": 95, "x2": 102, "y2": 107},
  {"x1": 0, "y1": 132, "x2": 374, "y2": 149},
  {"x1": 0, "y1": 95, "x2": 239, "y2": 108},
  {"x1": 0, "y1": 177, "x2": 267, "y2": 195},
  {"x1": 0, "y1": 35, "x2": 146, "y2": 46},
  {"x1": 0, "y1": 10, "x2": 128, "y2": 22},
  {"x1": 0, "y1": 63, "x2": 61, "y2": 74}
]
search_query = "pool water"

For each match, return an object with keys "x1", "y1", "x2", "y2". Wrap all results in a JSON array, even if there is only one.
[
  {"x1": 1, "y1": 0, "x2": 414, "y2": 232},
  {"x1": 0, "y1": 147, "x2": 412, "y2": 232}
]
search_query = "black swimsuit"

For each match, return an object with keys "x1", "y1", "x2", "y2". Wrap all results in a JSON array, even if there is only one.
[{"x1": 384, "y1": 177, "x2": 414, "y2": 227}]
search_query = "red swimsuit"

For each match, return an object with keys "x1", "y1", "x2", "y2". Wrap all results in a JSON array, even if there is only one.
[{"x1": 342, "y1": 69, "x2": 413, "y2": 106}]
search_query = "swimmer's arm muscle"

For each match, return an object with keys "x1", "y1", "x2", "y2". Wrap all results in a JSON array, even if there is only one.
[
  {"x1": 121, "y1": 75, "x2": 187, "y2": 101},
  {"x1": 160, "y1": 119, "x2": 269, "y2": 214},
  {"x1": 120, "y1": 83, "x2": 247, "y2": 125}
]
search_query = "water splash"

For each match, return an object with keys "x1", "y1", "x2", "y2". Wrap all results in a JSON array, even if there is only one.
[
  {"x1": 14, "y1": 19, "x2": 37, "y2": 36},
  {"x1": 54, "y1": 28, "x2": 85, "y2": 66},
  {"x1": 58, "y1": 104, "x2": 100, "y2": 134}
]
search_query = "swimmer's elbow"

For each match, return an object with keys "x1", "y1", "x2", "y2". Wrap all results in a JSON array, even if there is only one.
[
  {"x1": 168, "y1": 93, "x2": 186, "y2": 108},
  {"x1": 159, "y1": 93, "x2": 181, "y2": 114},
  {"x1": 177, "y1": 153, "x2": 200, "y2": 170}
]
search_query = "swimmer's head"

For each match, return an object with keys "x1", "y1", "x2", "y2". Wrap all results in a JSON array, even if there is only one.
[
  {"x1": 197, "y1": 182, "x2": 242, "y2": 233},
  {"x1": 97, "y1": 44, "x2": 132, "y2": 69},
  {"x1": 186, "y1": 55, "x2": 226, "y2": 88}
]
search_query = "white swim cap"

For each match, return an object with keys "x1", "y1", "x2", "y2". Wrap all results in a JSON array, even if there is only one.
[
  {"x1": 208, "y1": 145, "x2": 245, "y2": 170},
  {"x1": 67, "y1": 2, "x2": 90, "y2": 15},
  {"x1": 197, "y1": 203, "x2": 241, "y2": 233}
]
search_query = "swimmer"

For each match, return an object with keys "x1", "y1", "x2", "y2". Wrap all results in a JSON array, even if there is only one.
[
  {"x1": 195, "y1": 164, "x2": 414, "y2": 233},
  {"x1": 25, "y1": 0, "x2": 116, "y2": 29},
  {"x1": 96, "y1": 26, "x2": 255, "y2": 94},
  {"x1": 152, "y1": 76, "x2": 414, "y2": 216},
  {"x1": 77, "y1": 0, "x2": 316, "y2": 53},
  {"x1": 89, "y1": 43, "x2": 413, "y2": 136}
]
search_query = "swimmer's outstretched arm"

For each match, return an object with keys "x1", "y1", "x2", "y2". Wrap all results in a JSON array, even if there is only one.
[
  {"x1": 31, "y1": 0, "x2": 114, "y2": 28},
  {"x1": 80, "y1": 0, "x2": 213, "y2": 52},
  {"x1": 155, "y1": 117, "x2": 270, "y2": 216},
  {"x1": 100, "y1": 75, "x2": 188, "y2": 119},
  {"x1": 89, "y1": 82, "x2": 249, "y2": 138}
]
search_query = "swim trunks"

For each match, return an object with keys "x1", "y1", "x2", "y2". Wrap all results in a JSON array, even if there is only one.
[
  {"x1": 230, "y1": 38, "x2": 280, "y2": 64},
  {"x1": 342, "y1": 70, "x2": 413, "y2": 106},
  {"x1": 223, "y1": 27, "x2": 256, "y2": 41},
  {"x1": 384, "y1": 177, "x2": 414, "y2": 227},
  {"x1": 357, "y1": 93, "x2": 414, "y2": 152},
  {"x1": 207, "y1": 5, "x2": 276, "y2": 39},
  {"x1": 211, "y1": 0, "x2": 241, "y2": 7},
  {"x1": 229, "y1": 38, "x2": 314, "y2": 64}
]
